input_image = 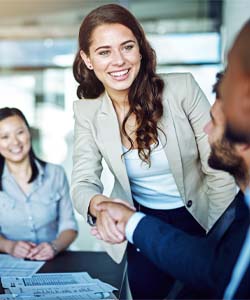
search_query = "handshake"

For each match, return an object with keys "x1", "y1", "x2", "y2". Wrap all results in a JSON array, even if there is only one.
[{"x1": 90, "y1": 198, "x2": 137, "y2": 244}]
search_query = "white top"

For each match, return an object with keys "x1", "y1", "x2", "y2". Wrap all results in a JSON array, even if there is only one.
[{"x1": 123, "y1": 140, "x2": 184, "y2": 210}]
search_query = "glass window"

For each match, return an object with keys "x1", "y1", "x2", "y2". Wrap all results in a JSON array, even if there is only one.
[
  {"x1": 148, "y1": 32, "x2": 220, "y2": 64},
  {"x1": 0, "y1": 39, "x2": 75, "y2": 67}
]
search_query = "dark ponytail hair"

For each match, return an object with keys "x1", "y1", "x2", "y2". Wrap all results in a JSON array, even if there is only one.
[
  {"x1": 0, "y1": 107, "x2": 46, "y2": 190},
  {"x1": 73, "y1": 4, "x2": 165, "y2": 164}
]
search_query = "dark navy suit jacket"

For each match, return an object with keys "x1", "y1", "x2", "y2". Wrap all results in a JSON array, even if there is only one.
[{"x1": 133, "y1": 191, "x2": 250, "y2": 299}]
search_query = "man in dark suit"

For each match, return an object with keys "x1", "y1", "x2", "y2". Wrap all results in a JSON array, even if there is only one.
[
  {"x1": 96, "y1": 20, "x2": 250, "y2": 299},
  {"x1": 218, "y1": 19, "x2": 250, "y2": 300},
  {"x1": 97, "y1": 100, "x2": 250, "y2": 299}
]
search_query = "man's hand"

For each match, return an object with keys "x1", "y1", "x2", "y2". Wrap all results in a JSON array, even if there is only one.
[{"x1": 93, "y1": 201, "x2": 136, "y2": 243}]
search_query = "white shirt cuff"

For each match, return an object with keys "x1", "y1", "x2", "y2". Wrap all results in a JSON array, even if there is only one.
[{"x1": 125, "y1": 212, "x2": 146, "y2": 244}]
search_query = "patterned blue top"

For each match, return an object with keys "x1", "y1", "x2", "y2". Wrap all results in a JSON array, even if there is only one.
[{"x1": 0, "y1": 161, "x2": 78, "y2": 243}]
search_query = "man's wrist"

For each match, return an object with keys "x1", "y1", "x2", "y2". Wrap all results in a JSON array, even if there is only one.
[{"x1": 125, "y1": 212, "x2": 146, "y2": 244}]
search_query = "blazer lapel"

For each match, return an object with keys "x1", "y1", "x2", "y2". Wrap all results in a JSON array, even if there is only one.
[
  {"x1": 159, "y1": 98, "x2": 185, "y2": 198},
  {"x1": 97, "y1": 93, "x2": 132, "y2": 200}
]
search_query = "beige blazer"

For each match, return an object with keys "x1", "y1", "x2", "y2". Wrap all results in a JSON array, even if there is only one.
[{"x1": 71, "y1": 73, "x2": 236, "y2": 263}]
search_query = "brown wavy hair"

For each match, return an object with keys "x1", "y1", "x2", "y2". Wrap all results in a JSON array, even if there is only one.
[{"x1": 73, "y1": 4, "x2": 165, "y2": 164}]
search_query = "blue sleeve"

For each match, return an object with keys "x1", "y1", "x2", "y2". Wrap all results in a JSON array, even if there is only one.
[
  {"x1": 125, "y1": 212, "x2": 146, "y2": 244},
  {"x1": 57, "y1": 167, "x2": 78, "y2": 233},
  {"x1": 133, "y1": 215, "x2": 215, "y2": 291}
]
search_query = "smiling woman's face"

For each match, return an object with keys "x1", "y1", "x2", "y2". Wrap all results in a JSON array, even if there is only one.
[
  {"x1": 80, "y1": 23, "x2": 141, "y2": 100},
  {"x1": 0, "y1": 115, "x2": 31, "y2": 164}
]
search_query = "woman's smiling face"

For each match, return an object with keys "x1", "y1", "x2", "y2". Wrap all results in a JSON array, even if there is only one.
[
  {"x1": 81, "y1": 23, "x2": 141, "y2": 99},
  {"x1": 0, "y1": 115, "x2": 31, "y2": 164}
]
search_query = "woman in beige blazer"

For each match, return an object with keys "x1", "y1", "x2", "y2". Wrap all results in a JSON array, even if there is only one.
[{"x1": 71, "y1": 4, "x2": 236, "y2": 299}]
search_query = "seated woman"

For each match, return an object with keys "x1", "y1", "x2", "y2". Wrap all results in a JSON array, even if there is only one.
[{"x1": 0, "y1": 107, "x2": 78, "y2": 260}]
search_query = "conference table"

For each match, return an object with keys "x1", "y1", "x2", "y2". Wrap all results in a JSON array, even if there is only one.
[{"x1": 0, "y1": 251, "x2": 127, "y2": 299}]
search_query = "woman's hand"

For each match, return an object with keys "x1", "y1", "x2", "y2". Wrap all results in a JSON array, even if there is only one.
[
  {"x1": 8, "y1": 241, "x2": 36, "y2": 259},
  {"x1": 26, "y1": 242, "x2": 56, "y2": 261},
  {"x1": 89, "y1": 196, "x2": 135, "y2": 244}
]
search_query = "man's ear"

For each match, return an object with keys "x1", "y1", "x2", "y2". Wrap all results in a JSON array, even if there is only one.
[{"x1": 80, "y1": 50, "x2": 93, "y2": 70}]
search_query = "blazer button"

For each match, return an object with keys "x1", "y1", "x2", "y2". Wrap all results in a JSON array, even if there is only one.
[{"x1": 187, "y1": 200, "x2": 192, "y2": 208}]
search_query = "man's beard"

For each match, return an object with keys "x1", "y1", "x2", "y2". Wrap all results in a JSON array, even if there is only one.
[
  {"x1": 208, "y1": 137, "x2": 249, "y2": 186},
  {"x1": 225, "y1": 122, "x2": 250, "y2": 144}
]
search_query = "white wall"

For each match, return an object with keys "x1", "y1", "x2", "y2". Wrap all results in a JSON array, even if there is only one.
[{"x1": 222, "y1": 0, "x2": 250, "y2": 62}]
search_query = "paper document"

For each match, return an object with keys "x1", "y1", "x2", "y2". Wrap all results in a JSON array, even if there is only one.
[
  {"x1": 0, "y1": 295, "x2": 16, "y2": 300},
  {"x1": 1, "y1": 272, "x2": 92, "y2": 288},
  {"x1": 1, "y1": 271, "x2": 117, "y2": 299},
  {"x1": 9, "y1": 282, "x2": 115, "y2": 296},
  {"x1": 0, "y1": 254, "x2": 44, "y2": 277},
  {"x1": 25, "y1": 295, "x2": 116, "y2": 300},
  {"x1": 9, "y1": 282, "x2": 96, "y2": 295},
  {"x1": 0, "y1": 295, "x2": 116, "y2": 300}
]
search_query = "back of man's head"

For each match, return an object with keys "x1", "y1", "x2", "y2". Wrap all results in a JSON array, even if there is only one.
[
  {"x1": 222, "y1": 19, "x2": 250, "y2": 144},
  {"x1": 235, "y1": 20, "x2": 250, "y2": 75}
]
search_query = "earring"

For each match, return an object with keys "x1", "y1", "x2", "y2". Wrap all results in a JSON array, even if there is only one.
[{"x1": 88, "y1": 65, "x2": 93, "y2": 70}]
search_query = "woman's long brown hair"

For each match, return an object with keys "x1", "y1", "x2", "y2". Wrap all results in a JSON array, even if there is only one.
[{"x1": 73, "y1": 4, "x2": 165, "y2": 164}]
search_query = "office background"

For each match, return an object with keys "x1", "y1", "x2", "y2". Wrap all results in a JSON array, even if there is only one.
[{"x1": 0, "y1": 0, "x2": 249, "y2": 251}]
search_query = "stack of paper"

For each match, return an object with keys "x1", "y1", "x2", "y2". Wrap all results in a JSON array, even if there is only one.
[
  {"x1": 1, "y1": 272, "x2": 117, "y2": 299},
  {"x1": 0, "y1": 254, "x2": 44, "y2": 277}
]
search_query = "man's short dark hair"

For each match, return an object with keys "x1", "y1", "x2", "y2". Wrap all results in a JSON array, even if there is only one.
[{"x1": 212, "y1": 71, "x2": 224, "y2": 99}]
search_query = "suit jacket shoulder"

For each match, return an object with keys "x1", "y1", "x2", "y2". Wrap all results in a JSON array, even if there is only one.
[
  {"x1": 160, "y1": 72, "x2": 209, "y2": 112},
  {"x1": 73, "y1": 94, "x2": 104, "y2": 124},
  {"x1": 206, "y1": 191, "x2": 243, "y2": 242},
  {"x1": 161, "y1": 72, "x2": 197, "y2": 91}
]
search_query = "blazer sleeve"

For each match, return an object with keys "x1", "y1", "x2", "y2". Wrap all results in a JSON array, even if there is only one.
[
  {"x1": 133, "y1": 215, "x2": 215, "y2": 292},
  {"x1": 71, "y1": 101, "x2": 104, "y2": 220},
  {"x1": 184, "y1": 73, "x2": 236, "y2": 229}
]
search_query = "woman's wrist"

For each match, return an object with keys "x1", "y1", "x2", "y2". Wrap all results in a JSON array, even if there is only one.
[
  {"x1": 49, "y1": 241, "x2": 59, "y2": 255},
  {"x1": 88, "y1": 195, "x2": 109, "y2": 226},
  {"x1": 89, "y1": 195, "x2": 108, "y2": 217},
  {"x1": 3, "y1": 240, "x2": 14, "y2": 255}
]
